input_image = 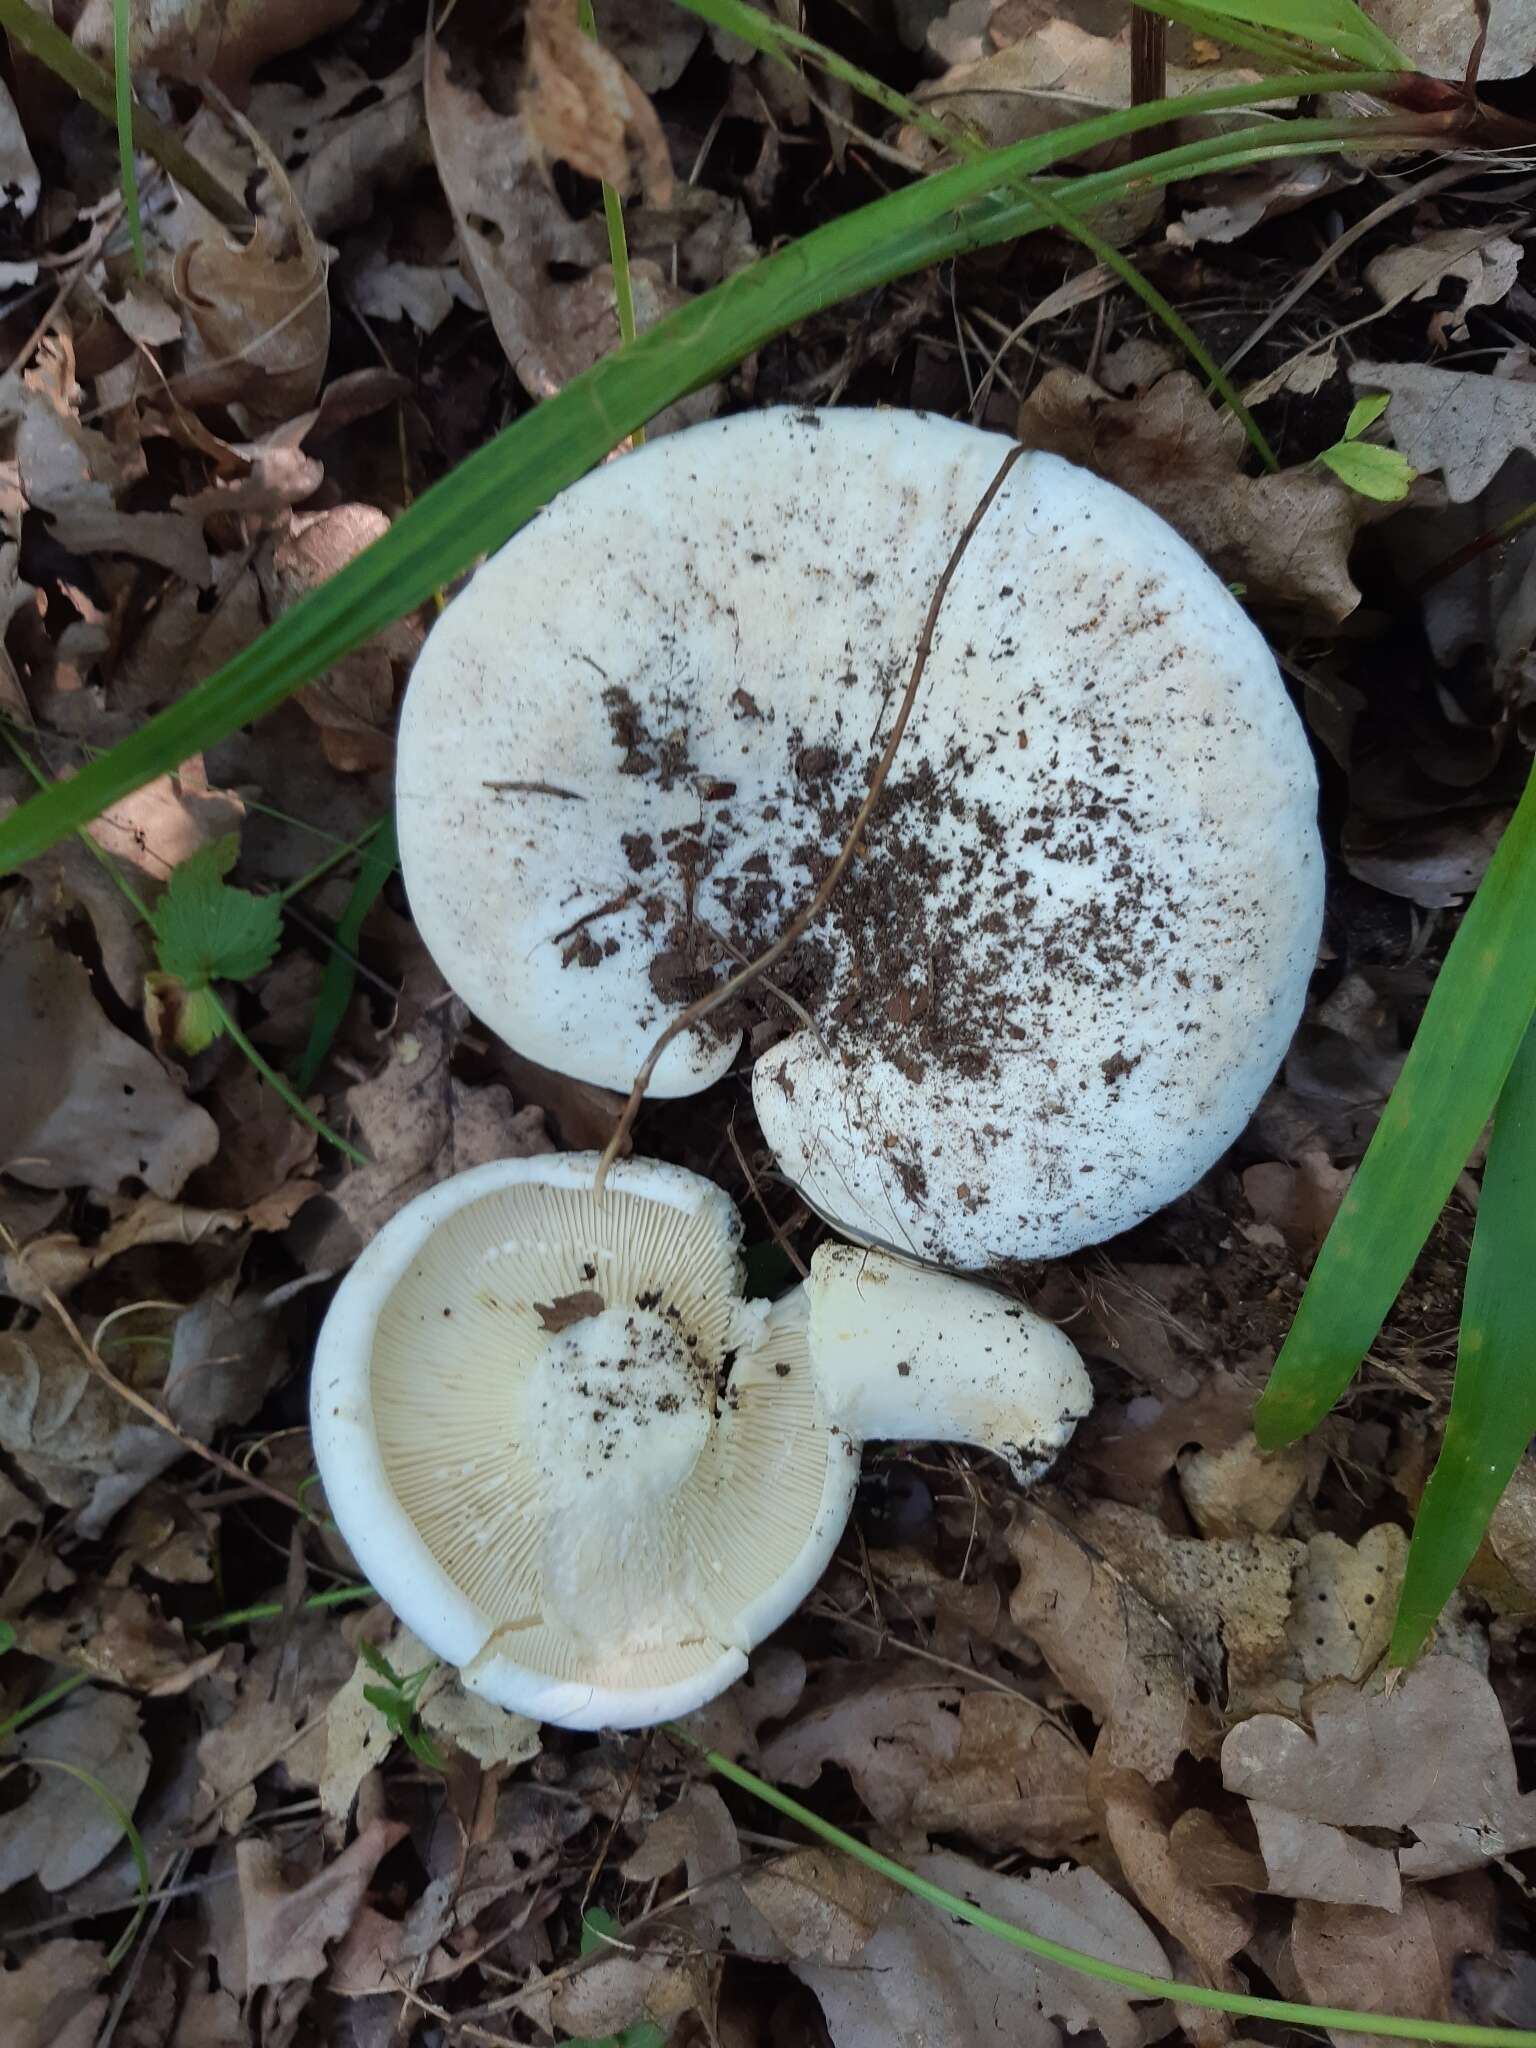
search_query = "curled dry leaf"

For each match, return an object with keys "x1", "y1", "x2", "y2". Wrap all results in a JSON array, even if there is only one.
[
  {"x1": 171, "y1": 113, "x2": 331, "y2": 424},
  {"x1": 1077, "y1": 1368, "x2": 1260, "y2": 1506},
  {"x1": 1341, "y1": 807, "x2": 1511, "y2": 910},
  {"x1": 521, "y1": 0, "x2": 674, "y2": 203},
  {"x1": 1008, "y1": 1501, "x2": 1215, "y2": 1780},
  {"x1": 1348, "y1": 361, "x2": 1536, "y2": 504},
  {"x1": 1015, "y1": 369, "x2": 1388, "y2": 620},
  {"x1": 73, "y1": 0, "x2": 361, "y2": 91},
  {"x1": 1098, "y1": 1770, "x2": 1255, "y2": 1981},
  {"x1": 0, "y1": 935, "x2": 218, "y2": 1198},
  {"x1": 1178, "y1": 1432, "x2": 1311, "y2": 1539},
  {"x1": 0, "y1": 1686, "x2": 150, "y2": 1892},
  {"x1": 1365, "y1": 228, "x2": 1522, "y2": 347},
  {"x1": 1222, "y1": 1657, "x2": 1536, "y2": 1878},
  {"x1": 1241, "y1": 1150, "x2": 1355, "y2": 1255},
  {"x1": 794, "y1": 1849, "x2": 1170, "y2": 2048},
  {"x1": 6, "y1": 1940, "x2": 108, "y2": 2048},
  {"x1": 237, "y1": 1815, "x2": 410, "y2": 1988},
  {"x1": 3, "y1": 1191, "x2": 257, "y2": 1305}
]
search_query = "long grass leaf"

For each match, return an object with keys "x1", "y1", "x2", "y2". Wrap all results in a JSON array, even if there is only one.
[
  {"x1": 1255, "y1": 764, "x2": 1536, "y2": 1448},
  {"x1": 676, "y1": 1732, "x2": 1536, "y2": 2044},
  {"x1": 1390, "y1": 1018, "x2": 1536, "y2": 1661},
  {"x1": 296, "y1": 816, "x2": 398, "y2": 1088},
  {"x1": 111, "y1": 0, "x2": 145, "y2": 271},
  {"x1": 0, "y1": 83, "x2": 1407, "y2": 875},
  {"x1": 1135, "y1": 0, "x2": 1406, "y2": 67}
]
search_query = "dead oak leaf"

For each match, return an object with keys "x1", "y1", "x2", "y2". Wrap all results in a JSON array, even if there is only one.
[
  {"x1": 1348, "y1": 361, "x2": 1536, "y2": 504},
  {"x1": 13, "y1": 1585, "x2": 223, "y2": 1695},
  {"x1": 0, "y1": 936, "x2": 218, "y2": 1197},
  {"x1": 5, "y1": 1940, "x2": 108, "y2": 2048},
  {"x1": 1222, "y1": 1657, "x2": 1536, "y2": 1877},
  {"x1": 0, "y1": 1687, "x2": 150, "y2": 1892},
  {"x1": 1016, "y1": 369, "x2": 1387, "y2": 619},
  {"x1": 1099, "y1": 1770, "x2": 1254, "y2": 1978},
  {"x1": 522, "y1": 0, "x2": 674, "y2": 203},
  {"x1": 795, "y1": 1849, "x2": 1170, "y2": 2048},
  {"x1": 73, "y1": 0, "x2": 360, "y2": 92},
  {"x1": 1365, "y1": 229, "x2": 1522, "y2": 346},
  {"x1": 237, "y1": 1815, "x2": 409, "y2": 1987},
  {"x1": 1007, "y1": 1500, "x2": 1215, "y2": 1780},
  {"x1": 1287, "y1": 1881, "x2": 1498, "y2": 2048}
]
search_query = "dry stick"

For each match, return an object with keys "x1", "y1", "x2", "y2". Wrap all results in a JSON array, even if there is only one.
[
  {"x1": 0, "y1": 1223, "x2": 312, "y2": 1522},
  {"x1": 1129, "y1": 8, "x2": 1169, "y2": 162},
  {"x1": 592, "y1": 443, "x2": 1027, "y2": 1194}
]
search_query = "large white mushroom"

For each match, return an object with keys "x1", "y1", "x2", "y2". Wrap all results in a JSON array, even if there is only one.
[
  {"x1": 396, "y1": 407, "x2": 1322, "y2": 1268},
  {"x1": 310, "y1": 1153, "x2": 1089, "y2": 1730}
]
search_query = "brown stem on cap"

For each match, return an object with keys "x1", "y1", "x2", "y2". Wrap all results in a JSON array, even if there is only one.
[{"x1": 591, "y1": 441, "x2": 1027, "y2": 1196}]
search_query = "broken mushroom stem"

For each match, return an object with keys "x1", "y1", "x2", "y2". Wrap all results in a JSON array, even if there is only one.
[{"x1": 589, "y1": 441, "x2": 1027, "y2": 1201}]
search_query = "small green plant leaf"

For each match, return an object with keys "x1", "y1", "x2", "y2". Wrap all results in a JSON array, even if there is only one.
[
  {"x1": 151, "y1": 835, "x2": 283, "y2": 992},
  {"x1": 1319, "y1": 438, "x2": 1416, "y2": 501},
  {"x1": 1341, "y1": 391, "x2": 1391, "y2": 439}
]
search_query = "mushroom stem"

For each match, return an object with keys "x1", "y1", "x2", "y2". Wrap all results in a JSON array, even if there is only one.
[{"x1": 806, "y1": 1244, "x2": 1092, "y2": 1485}]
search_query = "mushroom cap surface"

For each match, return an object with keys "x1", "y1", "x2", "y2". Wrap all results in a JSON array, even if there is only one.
[
  {"x1": 310, "y1": 1153, "x2": 856, "y2": 1730},
  {"x1": 397, "y1": 408, "x2": 1322, "y2": 1267}
]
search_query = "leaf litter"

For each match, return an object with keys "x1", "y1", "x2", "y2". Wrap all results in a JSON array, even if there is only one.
[{"x1": 2, "y1": 0, "x2": 1536, "y2": 2042}]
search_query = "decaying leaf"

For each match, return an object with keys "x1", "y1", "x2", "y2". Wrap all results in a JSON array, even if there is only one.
[
  {"x1": 745, "y1": 1846, "x2": 898, "y2": 1963},
  {"x1": 1287, "y1": 1882, "x2": 1498, "y2": 2048},
  {"x1": 1284, "y1": 1526, "x2": 1406, "y2": 1692},
  {"x1": 1008, "y1": 1501, "x2": 1214, "y2": 1780},
  {"x1": 794, "y1": 1850, "x2": 1170, "y2": 2048},
  {"x1": 1241, "y1": 1150, "x2": 1355, "y2": 1255},
  {"x1": 762, "y1": 1670, "x2": 1092, "y2": 1855},
  {"x1": 1099, "y1": 1770, "x2": 1255, "y2": 1979},
  {"x1": 1015, "y1": 369, "x2": 1391, "y2": 618},
  {"x1": 0, "y1": 935, "x2": 219, "y2": 1197},
  {"x1": 1365, "y1": 229, "x2": 1522, "y2": 347},
  {"x1": 0, "y1": 1686, "x2": 150, "y2": 1892},
  {"x1": 237, "y1": 1815, "x2": 410, "y2": 1987},
  {"x1": 73, "y1": 0, "x2": 361, "y2": 91},
  {"x1": 1223, "y1": 1658, "x2": 1536, "y2": 1878},
  {"x1": 6, "y1": 1940, "x2": 108, "y2": 2048},
  {"x1": 521, "y1": 0, "x2": 673, "y2": 202},
  {"x1": 0, "y1": 1321, "x2": 129, "y2": 1507},
  {"x1": 13, "y1": 1584, "x2": 221, "y2": 1694},
  {"x1": 1179, "y1": 1432, "x2": 1310, "y2": 1539},
  {"x1": 1348, "y1": 361, "x2": 1536, "y2": 504}
]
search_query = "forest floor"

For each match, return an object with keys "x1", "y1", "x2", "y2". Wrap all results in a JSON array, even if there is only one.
[{"x1": 1, "y1": 2, "x2": 1535, "y2": 2045}]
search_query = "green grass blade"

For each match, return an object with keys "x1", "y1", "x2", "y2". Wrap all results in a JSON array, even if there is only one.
[
  {"x1": 1135, "y1": 0, "x2": 1405, "y2": 67},
  {"x1": 0, "y1": 80, "x2": 1407, "y2": 876},
  {"x1": 28, "y1": 1758, "x2": 151, "y2": 1968},
  {"x1": 1255, "y1": 764, "x2": 1536, "y2": 1449},
  {"x1": 676, "y1": 1733, "x2": 1536, "y2": 2044},
  {"x1": 683, "y1": 0, "x2": 1277, "y2": 467},
  {"x1": 112, "y1": 0, "x2": 145, "y2": 272},
  {"x1": 1390, "y1": 1019, "x2": 1536, "y2": 1662},
  {"x1": 296, "y1": 815, "x2": 398, "y2": 1089}
]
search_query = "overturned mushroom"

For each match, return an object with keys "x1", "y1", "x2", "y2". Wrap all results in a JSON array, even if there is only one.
[
  {"x1": 310, "y1": 1153, "x2": 1089, "y2": 1729},
  {"x1": 396, "y1": 407, "x2": 1322, "y2": 1267}
]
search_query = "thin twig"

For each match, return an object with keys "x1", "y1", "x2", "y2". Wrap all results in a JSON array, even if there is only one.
[
  {"x1": 592, "y1": 443, "x2": 1026, "y2": 1193},
  {"x1": 725, "y1": 1116, "x2": 810, "y2": 1279},
  {"x1": 0, "y1": 1224, "x2": 313, "y2": 1521}
]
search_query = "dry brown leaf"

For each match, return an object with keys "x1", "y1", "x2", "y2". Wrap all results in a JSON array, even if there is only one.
[
  {"x1": 6, "y1": 355, "x2": 211, "y2": 583},
  {"x1": 1222, "y1": 1657, "x2": 1536, "y2": 1877},
  {"x1": 675, "y1": 1643, "x2": 808, "y2": 1761},
  {"x1": 1009, "y1": 1501, "x2": 1214, "y2": 1779},
  {"x1": 419, "y1": 1677, "x2": 542, "y2": 1771},
  {"x1": 745, "y1": 1846, "x2": 897, "y2": 1963},
  {"x1": 0, "y1": 935, "x2": 218, "y2": 1197},
  {"x1": 238, "y1": 1815, "x2": 409, "y2": 1987},
  {"x1": 1077, "y1": 1369, "x2": 1260, "y2": 1505},
  {"x1": 1241, "y1": 1151, "x2": 1355, "y2": 1255},
  {"x1": 351, "y1": 253, "x2": 478, "y2": 335},
  {"x1": 1342, "y1": 808, "x2": 1511, "y2": 911},
  {"x1": 0, "y1": 1321, "x2": 129, "y2": 1508},
  {"x1": 1247, "y1": 1802, "x2": 1401, "y2": 1910},
  {"x1": 306, "y1": 1005, "x2": 552, "y2": 1264},
  {"x1": 1349, "y1": 361, "x2": 1536, "y2": 504},
  {"x1": 14, "y1": 1584, "x2": 222, "y2": 1694},
  {"x1": 196, "y1": 1614, "x2": 365, "y2": 1834},
  {"x1": 248, "y1": 48, "x2": 429, "y2": 238},
  {"x1": 3, "y1": 1192, "x2": 255, "y2": 1305},
  {"x1": 794, "y1": 1849, "x2": 1170, "y2": 2048},
  {"x1": 1099, "y1": 1771, "x2": 1255, "y2": 1979},
  {"x1": 626, "y1": 1782, "x2": 778, "y2": 1952},
  {"x1": 522, "y1": 0, "x2": 674, "y2": 202},
  {"x1": 171, "y1": 114, "x2": 331, "y2": 424},
  {"x1": 760, "y1": 1669, "x2": 1092, "y2": 1855},
  {"x1": 548, "y1": 1942, "x2": 713, "y2": 2041},
  {"x1": 1178, "y1": 1433, "x2": 1309, "y2": 1538},
  {"x1": 1288, "y1": 1882, "x2": 1497, "y2": 2048},
  {"x1": 1065, "y1": 1499, "x2": 1303, "y2": 1720},
  {"x1": 1284, "y1": 1526, "x2": 1405, "y2": 1693},
  {"x1": 74, "y1": 0, "x2": 360, "y2": 90},
  {"x1": 6, "y1": 1940, "x2": 108, "y2": 2048},
  {"x1": 1365, "y1": 228, "x2": 1522, "y2": 346},
  {"x1": 598, "y1": 0, "x2": 706, "y2": 90},
  {"x1": 1016, "y1": 368, "x2": 1386, "y2": 619},
  {"x1": 0, "y1": 1687, "x2": 150, "y2": 1892}
]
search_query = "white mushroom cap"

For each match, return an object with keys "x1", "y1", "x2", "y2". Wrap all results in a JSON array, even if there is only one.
[
  {"x1": 311, "y1": 1153, "x2": 1095, "y2": 1730},
  {"x1": 310, "y1": 1153, "x2": 857, "y2": 1730},
  {"x1": 807, "y1": 1242, "x2": 1092, "y2": 1486},
  {"x1": 396, "y1": 408, "x2": 1321, "y2": 1268}
]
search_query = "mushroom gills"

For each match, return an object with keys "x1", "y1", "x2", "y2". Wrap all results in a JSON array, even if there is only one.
[{"x1": 806, "y1": 1242, "x2": 1092, "y2": 1484}]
